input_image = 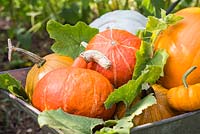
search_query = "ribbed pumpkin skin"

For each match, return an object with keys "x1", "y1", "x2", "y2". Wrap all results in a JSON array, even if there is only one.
[
  {"x1": 86, "y1": 29, "x2": 141, "y2": 87},
  {"x1": 155, "y1": 7, "x2": 200, "y2": 89},
  {"x1": 25, "y1": 53, "x2": 73, "y2": 100},
  {"x1": 32, "y1": 67, "x2": 116, "y2": 120},
  {"x1": 167, "y1": 84, "x2": 200, "y2": 111}
]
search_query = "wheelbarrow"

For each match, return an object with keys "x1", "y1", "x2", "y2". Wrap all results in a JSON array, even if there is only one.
[
  {"x1": 2, "y1": 1, "x2": 199, "y2": 133},
  {"x1": 1, "y1": 67, "x2": 200, "y2": 134}
]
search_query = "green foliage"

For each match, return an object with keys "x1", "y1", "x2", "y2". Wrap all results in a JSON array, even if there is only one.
[
  {"x1": 174, "y1": 0, "x2": 200, "y2": 12},
  {"x1": 104, "y1": 65, "x2": 163, "y2": 108},
  {"x1": 96, "y1": 94, "x2": 156, "y2": 134},
  {"x1": 1, "y1": 0, "x2": 198, "y2": 38},
  {"x1": 38, "y1": 109, "x2": 104, "y2": 134},
  {"x1": 37, "y1": 94, "x2": 156, "y2": 134},
  {"x1": 47, "y1": 20, "x2": 98, "y2": 58},
  {"x1": 0, "y1": 0, "x2": 198, "y2": 70},
  {"x1": 0, "y1": 73, "x2": 28, "y2": 101},
  {"x1": 134, "y1": 0, "x2": 167, "y2": 17}
]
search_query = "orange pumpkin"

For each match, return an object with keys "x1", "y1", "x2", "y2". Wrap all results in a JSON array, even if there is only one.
[
  {"x1": 25, "y1": 54, "x2": 73, "y2": 100},
  {"x1": 32, "y1": 67, "x2": 116, "y2": 120},
  {"x1": 167, "y1": 66, "x2": 200, "y2": 111},
  {"x1": 8, "y1": 40, "x2": 73, "y2": 100},
  {"x1": 155, "y1": 7, "x2": 200, "y2": 89},
  {"x1": 75, "y1": 29, "x2": 141, "y2": 88}
]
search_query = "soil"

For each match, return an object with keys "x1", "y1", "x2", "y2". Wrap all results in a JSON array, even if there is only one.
[{"x1": 0, "y1": 93, "x2": 45, "y2": 134}]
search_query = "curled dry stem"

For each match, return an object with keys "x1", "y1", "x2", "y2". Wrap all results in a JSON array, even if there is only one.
[
  {"x1": 7, "y1": 38, "x2": 46, "y2": 68},
  {"x1": 80, "y1": 50, "x2": 112, "y2": 70}
]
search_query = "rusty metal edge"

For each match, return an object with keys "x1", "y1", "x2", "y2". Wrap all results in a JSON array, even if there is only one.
[{"x1": 131, "y1": 109, "x2": 200, "y2": 132}]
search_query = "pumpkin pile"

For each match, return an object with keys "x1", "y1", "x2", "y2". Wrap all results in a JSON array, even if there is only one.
[
  {"x1": 31, "y1": 29, "x2": 141, "y2": 120},
  {"x1": 9, "y1": 25, "x2": 142, "y2": 120},
  {"x1": 7, "y1": 7, "x2": 200, "y2": 129}
]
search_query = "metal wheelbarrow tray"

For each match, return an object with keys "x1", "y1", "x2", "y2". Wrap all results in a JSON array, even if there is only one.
[{"x1": 1, "y1": 68, "x2": 200, "y2": 134}]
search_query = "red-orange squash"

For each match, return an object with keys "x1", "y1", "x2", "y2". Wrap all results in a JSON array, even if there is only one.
[
  {"x1": 155, "y1": 7, "x2": 200, "y2": 89},
  {"x1": 8, "y1": 41, "x2": 73, "y2": 100},
  {"x1": 25, "y1": 53, "x2": 73, "y2": 100},
  {"x1": 76, "y1": 29, "x2": 141, "y2": 88},
  {"x1": 32, "y1": 67, "x2": 116, "y2": 120}
]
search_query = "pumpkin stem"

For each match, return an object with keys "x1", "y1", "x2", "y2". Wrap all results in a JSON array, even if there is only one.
[
  {"x1": 7, "y1": 38, "x2": 46, "y2": 68},
  {"x1": 80, "y1": 41, "x2": 88, "y2": 48},
  {"x1": 79, "y1": 50, "x2": 111, "y2": 69},
  {"x1": 182, "y1": 66, "x2": 197, "y2": 88}
]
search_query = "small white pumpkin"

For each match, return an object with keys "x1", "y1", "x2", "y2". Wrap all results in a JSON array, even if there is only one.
[{"x1": 90, "y1": 10, "x2": 147, "y2": 34}]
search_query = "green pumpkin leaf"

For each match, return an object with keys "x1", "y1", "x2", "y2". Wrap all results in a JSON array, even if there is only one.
[
  {"x1": 0, "y1": 73, "x2": 28, "y2": 101},
  {"x1": 132, "y1": 41, "x2": 153, "y2": 80},
  {"x1": 38, "y1": 109, "x2": 104, "y2": 134},
  {"x1": 149, "y1": 49, "x2": 168, "y2": 76},
  {"x1": 105, "y1": 65, "x2": 162, "y2": 108},
  {"x1": 146, "y1": 16, "x2": 168, "y2": 32},
  {"x1": 47, "y1": 20, "x2": 99, "y2": 59},
  {"x1": 164, "y1": 13, "x2": 183, "y2": 25},
  {"x1": 133, "y1": 43, "x2": 168, "y2": 80},
  {"x1": 125, "y1": 93, "x2": 156, "y2": 116},
  {"x1": 146, "y1": 13, "x2": 183, "y2": 33},
  {"x1": 138, "y1": 11, "x2": 183, "y2": 45},
  {"x1": 96, "y1": 94, "x2": 156, "y2": 134}
]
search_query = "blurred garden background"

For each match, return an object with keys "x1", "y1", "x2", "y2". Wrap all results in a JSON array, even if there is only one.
[{"x1": 0, "y1": 0, "x2": 199, "y2": 133}]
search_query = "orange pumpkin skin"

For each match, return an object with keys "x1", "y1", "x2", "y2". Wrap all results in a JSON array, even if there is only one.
[
  {"x1": 155, "y1": 7, "x2": 200, "y2": 89},
  {"x1": 25, "y1": 54, "x2": 73, "y2": 100},
  {"x1": 167, "y1": 84, "x2": 200, "y2": 112},
  {"x1": 32, "y1": 67, "x2": 116, "y2": 120},
  {"x1": 85, "y1": 29, "x2": 141, "y2": 87}
]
